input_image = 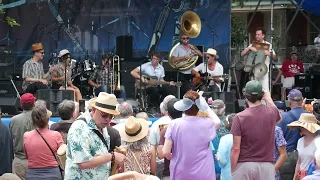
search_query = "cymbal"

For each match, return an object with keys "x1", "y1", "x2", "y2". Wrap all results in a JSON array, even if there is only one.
[{"x1": 253, "y1": 63, "x2": 268, "y2": 78}]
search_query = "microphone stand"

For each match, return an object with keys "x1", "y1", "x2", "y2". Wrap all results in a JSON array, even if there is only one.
[
  {"x1": 139, "y1": 61, "x2": 146, "y2": 111},
  {"x1": 201, "y1": 18, "x2": 218, "y2": 48},
  {"x1": 64, "y1": 60, "x2": 67, "y2": 90}
]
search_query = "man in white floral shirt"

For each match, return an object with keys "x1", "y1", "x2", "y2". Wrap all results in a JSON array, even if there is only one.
[{"x1": 64, "y1": 93, "x2": 126, "y2": 179}]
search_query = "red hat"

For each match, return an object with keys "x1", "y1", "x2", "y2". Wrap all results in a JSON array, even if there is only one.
[{"x1": 20, "y1": 93, "x2": 36, "y2": 105}]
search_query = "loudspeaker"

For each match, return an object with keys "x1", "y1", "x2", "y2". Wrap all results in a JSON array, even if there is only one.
[
  {"x1": 211, "y1": 91, "x2": 239, "y2": 113},
  {"x1": 0, "y1": 97, "x2": 20, "y2": 115},
  {"x1": 36, "y1": 89, "x2": 74, "y2": 116},
  {"x1": 0, "y1": 54, "x2": 15, "y2": 80},
  {"x1": 116, "y1": 36, "x2": 133, "y2": 61}
]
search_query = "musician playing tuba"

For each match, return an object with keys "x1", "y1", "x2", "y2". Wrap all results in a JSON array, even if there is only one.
[
  {"x1": 130, "y1": 52, "x2": 174, "y2": 109},
  {"x1": 171, "y1": 33, "x2": 203, "y2": 98},
  {"x1": 241, "y1": 27, "x2": 276, "y2": 92},
  {"x1": 88, "y1": 55, "x2": 126, "y2": 99}
]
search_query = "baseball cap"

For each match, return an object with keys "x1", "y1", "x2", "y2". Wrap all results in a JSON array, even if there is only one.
[
  {"x1": 243, "y1": 80, "x2": 263, "y2": 96},
  {"x1": 287, "y1": 89, "x2": 303, "y2": 102},
  {"x1": 20, "y1": 93, "x2": 36, "y2": 105},
  {"x1": 211, "y1": 99, "x2": 225, "y2": 109},
  {"x1": 290, "y1": 51, "x2": 298, "y2": 56}
]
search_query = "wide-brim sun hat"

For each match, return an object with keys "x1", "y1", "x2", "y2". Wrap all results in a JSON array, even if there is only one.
[
  {"x1": 287, "y1": 113, "x2": 320, "y2": 133},
  {"x1": 89, "y1": 92, "x2": 120, "y2": 115},
  {"x1": 119, "y1": 116, "x2": 149, "y2": 143},
  {"x1": 174, "y1": 96, "x2": 209, "y2": 112}
]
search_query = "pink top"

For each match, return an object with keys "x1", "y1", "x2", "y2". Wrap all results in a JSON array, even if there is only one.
[{"x1": 24, "y1": 128, "x2": 63, "y2": 168}]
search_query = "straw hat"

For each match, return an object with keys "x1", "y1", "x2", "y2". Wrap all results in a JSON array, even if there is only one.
[
  {"x1": 58, "y1": 49, "x2": 70, "y2": 58},
  {"x1": 119, "y1": 116, "x2": 149, "y2": 142},
  {"x1": 89, "y1": 92, "x2": 120, "y2": 115},
  {"x1": 287, "y1": 113, "x2": 320, "y2": 133},
  {"x1": 32, "y1": 43, "x2": 44, "y2": 52},
  {"x1": 205, "y1": 48, "x2": 217, "y2": 56}
]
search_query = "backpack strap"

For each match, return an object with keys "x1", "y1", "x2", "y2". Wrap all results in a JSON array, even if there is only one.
[{"x1": 78, "y1": 117, "x2": 109, "y2": 151}]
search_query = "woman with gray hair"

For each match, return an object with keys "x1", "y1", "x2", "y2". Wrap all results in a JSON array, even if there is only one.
[
  {"x1": 23, "y1": 105, "x2": 64, "y2": 179},
  {"x1": 211, "y1": 99, "x2": 229, "y2": 139},
  {"x1": 50, "y1": 100, "x2": 76, "y2": 143}
]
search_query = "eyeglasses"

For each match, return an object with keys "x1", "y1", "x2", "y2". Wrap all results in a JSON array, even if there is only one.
[
  {"x1": 98, "y1": 110, "x2": 114, "y2": 119},
  {"x1": 182, "y1": 37, "x2": 189, "y2": 40}
]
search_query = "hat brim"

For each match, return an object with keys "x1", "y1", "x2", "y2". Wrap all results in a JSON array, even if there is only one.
[
  {"x1": 89, "y1": 100, "x2": 120, "y2": 115},
  {"x1": 174, "y1": 98, "x2": 209, "y2": 112},
  {"x1": 287, "y1": 120, "x2": 320, "y2": 133},
  {"x1": 119, "y1": 118, "x2": 149, "y2": 143}
]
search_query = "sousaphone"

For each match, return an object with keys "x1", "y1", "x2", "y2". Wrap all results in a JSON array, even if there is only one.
[{"x1": 168, "y1": 11, "x2": 201, "y2": 71}]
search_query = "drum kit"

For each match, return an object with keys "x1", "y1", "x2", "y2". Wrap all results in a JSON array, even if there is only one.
[{"x1": 49, "y1": 57, "x2": 97, "y2": 98}]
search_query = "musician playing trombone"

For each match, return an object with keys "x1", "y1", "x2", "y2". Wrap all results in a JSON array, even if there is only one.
[
  {"x1": 88, "y1": 55, "x2": 126, "y2": 99},
  {"x1": 130, "y1": 52, "x2": 174, "y2": 109},
  {"x1": 191, "y1": 48, "x2": 224, "y2": 92},
  {"x1": 171, "y1": 33, "x2": 203, "y2": 98},
  {"x1": 241, "y1": 27, "x2": 276, "y2": 92}
]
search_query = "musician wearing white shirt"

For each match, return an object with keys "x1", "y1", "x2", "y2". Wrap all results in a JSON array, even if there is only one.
[
  {"x1": 314, "y1": 34, "x2": 320, "y2": 44},
  {"x1": 191, "y1": 48, "x2": 224, "y2": 92},
  {"x1": 241, "y1": 27, "x2": 276, "y2": 92},
  {"x1": 131, "y1": 52, "x2": 174, "y2": 108}
]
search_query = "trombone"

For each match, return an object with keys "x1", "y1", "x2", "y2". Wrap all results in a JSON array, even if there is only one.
[{"x1": 111, "y1": 55, "x2": 121, "y2": 94}]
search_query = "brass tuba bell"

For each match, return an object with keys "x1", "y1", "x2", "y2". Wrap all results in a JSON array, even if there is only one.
[{"x1": 168, "y1": 11, "x2": 201, "y2": 71}]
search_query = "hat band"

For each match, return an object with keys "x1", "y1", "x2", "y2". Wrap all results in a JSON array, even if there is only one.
[
  {"x1": 125, "y1": 124, "x2": 142, "y2": 137},
  {"x1": 95, "y1": 102, "x2": 116, "y2": 110}
]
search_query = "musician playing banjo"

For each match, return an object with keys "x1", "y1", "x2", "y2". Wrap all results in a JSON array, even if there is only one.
[
  {"x1": 130, "y1": 52, "x2": 174, "y2": 109},
  {"x1": 241, "y1": 27, "x2": 276, "y2": 92},
  {"x1": 191, "y1": 48, "x2": 224, "y2": 92}
]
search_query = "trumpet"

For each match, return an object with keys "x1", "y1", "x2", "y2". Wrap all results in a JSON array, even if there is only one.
[{"x1": 110, "y1": 55, "x2": 121, "y2": 94}]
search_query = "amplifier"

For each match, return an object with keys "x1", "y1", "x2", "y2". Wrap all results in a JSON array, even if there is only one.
[{"x1": 294, "y1": 74, "x2": 313, "y2": 99}]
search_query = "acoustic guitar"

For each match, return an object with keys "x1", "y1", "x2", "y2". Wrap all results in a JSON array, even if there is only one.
[
  {"x1": 192, "y1": 72, "x2": 229, "y2": 89},
  {"x1": 135, "y1": 75, "x2": 182, "y2": 89}
]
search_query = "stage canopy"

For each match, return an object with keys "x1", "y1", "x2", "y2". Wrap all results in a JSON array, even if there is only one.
[{"x1": 295, "y1": 0, "x2": 320, "y2": 16}]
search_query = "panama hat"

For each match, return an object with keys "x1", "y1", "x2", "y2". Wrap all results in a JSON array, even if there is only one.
[
  {"x1": 119, "y1": 116, "x2": 149, "y2": 142},
  {"x1": 287, "y1": 113, "x2": 320, "y2": 133},
  {"x1": 205, "y1": 48, "x2": 217, "y2": 56},
  {"x1": 89, "y1": 92, "x2": 120, "y2": 115}
]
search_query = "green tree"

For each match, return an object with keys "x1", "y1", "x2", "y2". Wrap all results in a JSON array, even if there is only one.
[{"x1": 0, "y1": 4, "x2": 20, "y2": 27}]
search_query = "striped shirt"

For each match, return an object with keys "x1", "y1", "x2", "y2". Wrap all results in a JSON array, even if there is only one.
[
  {"x1": 51, "y1": 63, "x2": 71, "y2": 87},
  {"x1": 22, "y1": 58, "x2": 45, "y2": 90}
]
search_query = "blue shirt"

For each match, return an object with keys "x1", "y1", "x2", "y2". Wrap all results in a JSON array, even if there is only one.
[
  {"x1": 137, "y1": 62, "x2": 165, "y2": 80},
  {"x1": 216, "y1": 134, "x2": 233, "y2": 180},
  {"x1": 277, "y1": 107, "x2": 305, "y2": 152}
]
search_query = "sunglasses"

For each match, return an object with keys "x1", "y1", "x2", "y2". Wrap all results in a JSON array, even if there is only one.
[
  {"x1": 98, "y1": 110, "x2": 114, "y2": 119},
  {"x1": 182, "y1": 37, "x2": 189, "y2": 40},
  {"x1": 38, "y1": 51, "x2": 45, "y2": 55}
]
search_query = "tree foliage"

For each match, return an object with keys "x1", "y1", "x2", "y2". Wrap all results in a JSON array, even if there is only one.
[
  {"x1": 231, "y1": 14, "x2": 248, "y2": 48},
  {"x1": 232, "y1": 0, "x2": 248, "y2": 7},
  {"x1": 0, "y1": 4, "x2": 20, "y2": 27}
]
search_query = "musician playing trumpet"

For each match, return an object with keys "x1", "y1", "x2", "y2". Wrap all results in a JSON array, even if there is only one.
[
  {"x1": 191, "y1": 48, "x2": 224, "y2": 92},
  {"x1": 241, "y1": 27, "x2": 276, "y2": 92},
  {"x1": 131, "y1": 52, "x2": 174, "y2": 109},
  {"x1": 171, "y1": 33, "x2": 203, "y2": 98}
]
